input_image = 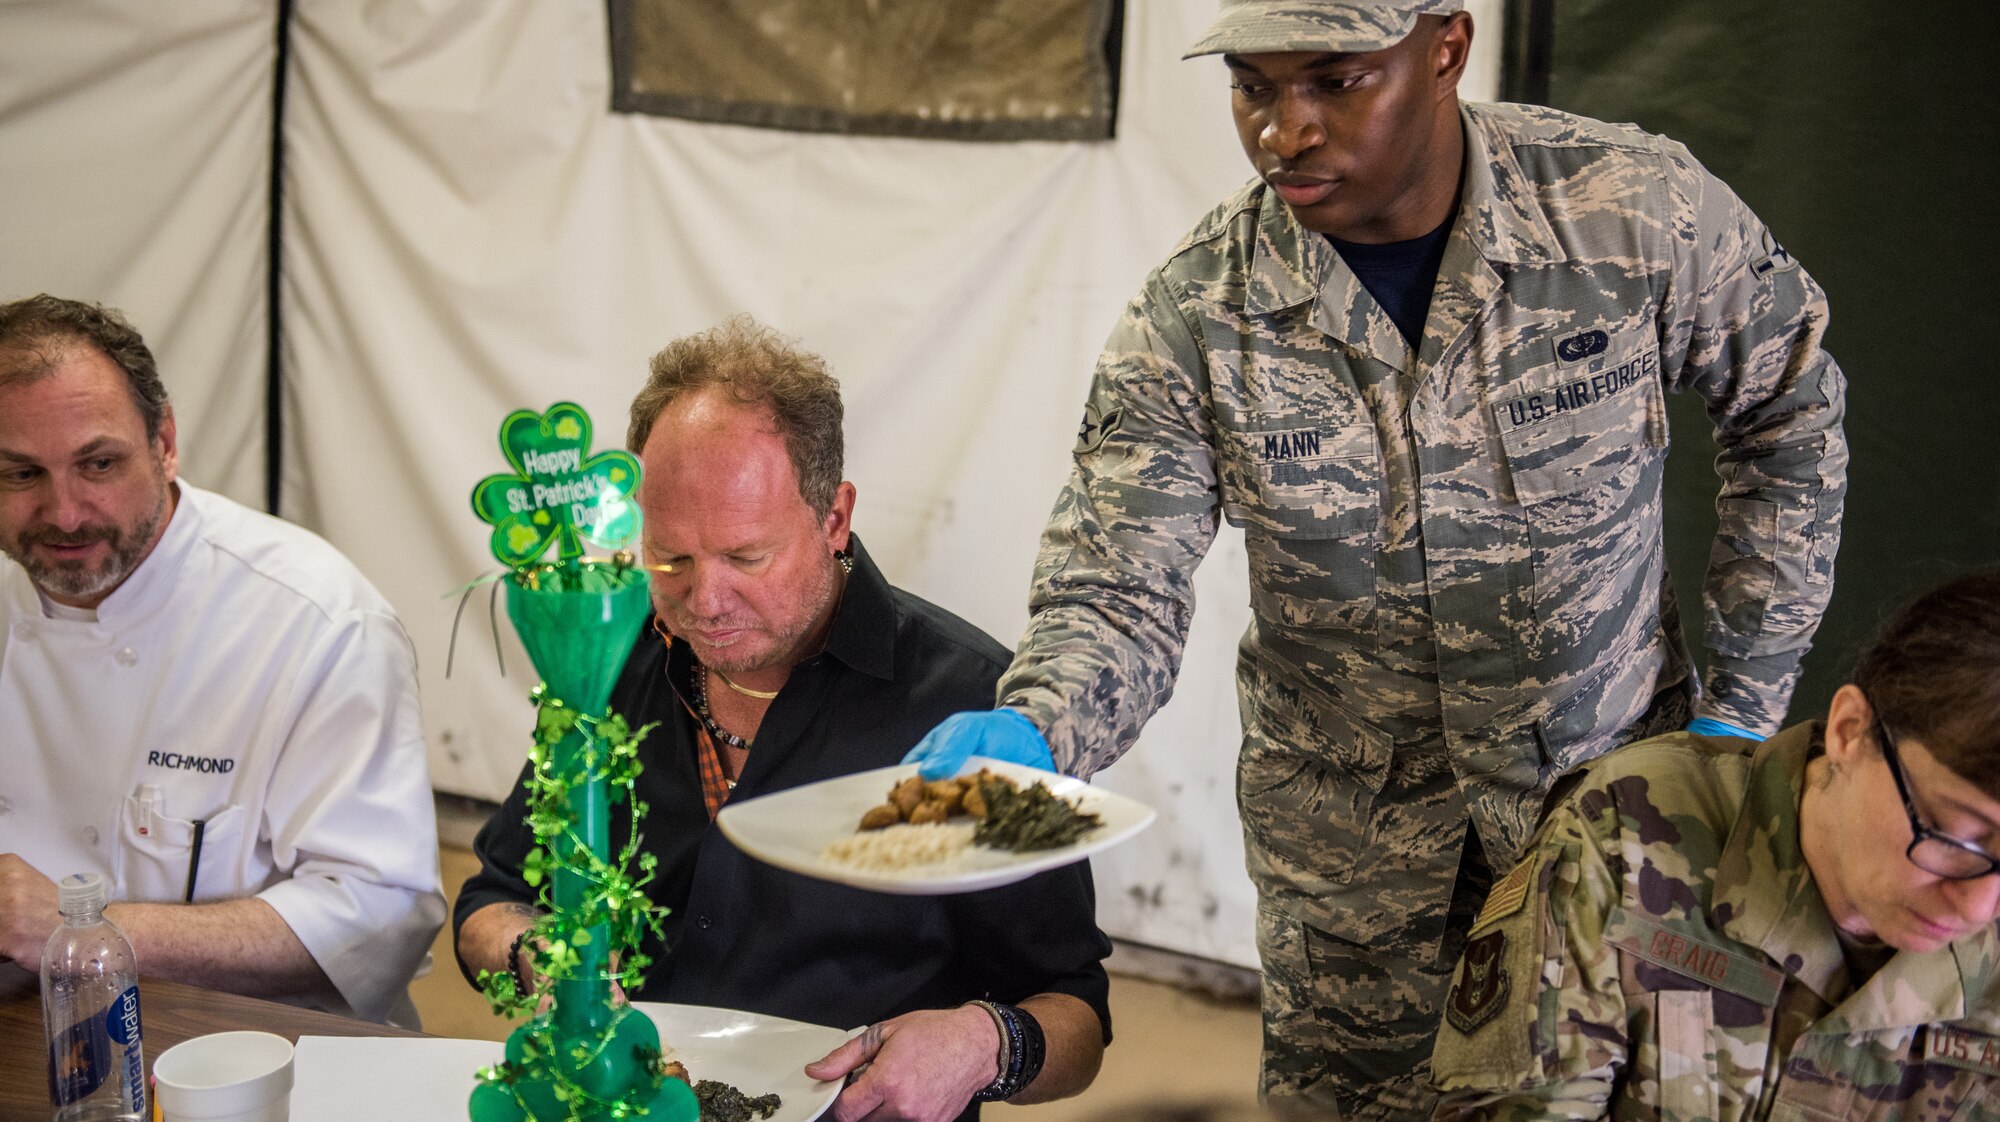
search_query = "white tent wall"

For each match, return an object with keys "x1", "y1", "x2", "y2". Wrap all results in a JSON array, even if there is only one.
[
  {"x1": 0, "y1": 0, "x2": 274, "y2": 506},
  {"x1": 1, "y1": 0, "x2": 1499, "y2": 969}
]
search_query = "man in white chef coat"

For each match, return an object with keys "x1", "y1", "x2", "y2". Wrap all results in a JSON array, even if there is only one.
[{"x1": 0, "y1": 293, "x2": 444, "y2": 1026}]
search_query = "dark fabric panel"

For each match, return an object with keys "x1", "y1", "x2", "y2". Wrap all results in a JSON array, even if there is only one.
[
  {"x1": 1541, "y1": 0, "x2": 2000, "y2": 721},
  {"x1": 266, "y1": 0, "x2": 295, "y2": 515},
  {"x1": 608, "y1": 0, "x2": 1120, "y2": 141}
]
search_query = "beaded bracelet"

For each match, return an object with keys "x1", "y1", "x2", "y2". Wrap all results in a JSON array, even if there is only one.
[
  {"x1": 1012, "y1": 1004, "x2": 1046, "y2": 1092},
  {"x1": 968, "y1": 1001, "x2": 1046, "y2": 1102},
  {"x1": 507, "y1": 927, "x2": 533, "y2": 993}
]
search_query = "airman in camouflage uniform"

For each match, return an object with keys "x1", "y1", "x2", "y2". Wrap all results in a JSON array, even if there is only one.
[
  {"x1": 1432, "y1": 724, "x2": 2000, "y2": 1122},
  {"x1": 988, "y1": 2, "x2": 1846, "y2": 1117}
]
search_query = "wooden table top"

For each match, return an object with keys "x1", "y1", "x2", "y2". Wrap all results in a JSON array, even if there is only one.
[{"x1": 0, "y1": 971, "x2": 423, "y2": 1121}]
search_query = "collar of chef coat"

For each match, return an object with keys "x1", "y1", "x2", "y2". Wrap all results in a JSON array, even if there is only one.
[
  {"x1": 4, "y1": 480, "x2": 201, "y2": 629},
  {"x1": 1710, "y1": 721, "x2": 2000, "y2": 1033}
]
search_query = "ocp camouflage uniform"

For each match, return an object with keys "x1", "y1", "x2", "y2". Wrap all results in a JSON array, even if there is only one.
[
  {"x1": 995, "y1": 101, "x2": 1847, "y2": 1120},
  {"x1": 1433, "y1": 725, "x2": 2000, "y2": 1122}
]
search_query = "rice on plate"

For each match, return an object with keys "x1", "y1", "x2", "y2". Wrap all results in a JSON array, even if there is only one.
[{"x1": 819, "y1": 821, "x2": 974, "y2": 873}]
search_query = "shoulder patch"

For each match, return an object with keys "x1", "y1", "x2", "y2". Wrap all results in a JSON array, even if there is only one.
[
  {"x1": 1473, "y1": 850, "x2": 1543, "y2": 933},
  {"x1": 1446, "y1": 929, "x2": 1512, "y2": 1034},
  {"x1": 1603, "y1": 907, "x2": 1783, "y2": 1005},
  {"x1": 1925, "y1": 1026, "x2": 2000, "y2": 1076}
]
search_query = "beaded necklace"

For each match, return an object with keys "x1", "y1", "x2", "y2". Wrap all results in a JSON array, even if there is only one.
[{"x1": 691, "y1": 663, "x2": 753, "y2": 752}]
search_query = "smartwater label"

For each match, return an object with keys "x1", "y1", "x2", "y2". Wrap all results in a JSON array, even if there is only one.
[{"x1": 106, "y1": 985, "x2": 144, "y2": 1108}]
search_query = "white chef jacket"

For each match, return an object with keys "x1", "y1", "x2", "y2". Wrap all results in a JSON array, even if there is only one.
[{"x1": 0, "y1": 482, "x2": 444, "y2": 1025}]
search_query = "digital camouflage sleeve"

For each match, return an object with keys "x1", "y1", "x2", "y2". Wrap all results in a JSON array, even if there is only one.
[{"x1": 1655, "y1": 142, "x2": 1848, "y2": 734}]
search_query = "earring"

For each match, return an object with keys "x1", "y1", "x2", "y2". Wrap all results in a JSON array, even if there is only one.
[{"x1": 834, "y1": 548, "x2": 854, "y2": 575}]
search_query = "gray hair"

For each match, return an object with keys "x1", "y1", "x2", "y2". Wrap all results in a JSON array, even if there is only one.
[{"x1": 0, "y1": 294, "x2": 170, "y2": 440}]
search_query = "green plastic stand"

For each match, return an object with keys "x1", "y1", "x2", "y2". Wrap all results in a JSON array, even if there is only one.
[{"x1": 468, "y1": 575, "x2": 698, "y2": 1122}]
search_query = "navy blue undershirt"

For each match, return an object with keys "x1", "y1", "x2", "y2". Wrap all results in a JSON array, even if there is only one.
[{"x1": 1328, "y1": 215, "x2": 1454, "y2": 349}]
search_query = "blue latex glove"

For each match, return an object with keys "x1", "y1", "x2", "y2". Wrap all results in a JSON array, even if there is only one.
[
  {"x1": 902, "y1": 709, "x2": 1056, "y2": 780},
  {"x1": 1686, "y1": 717, "x2": 1764, "y2": 741}
]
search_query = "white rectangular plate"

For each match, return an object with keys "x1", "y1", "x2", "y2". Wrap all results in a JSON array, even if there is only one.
[
  {"x1": 717, "y1": 757, "x2": 1155, "y2": 895},
  {"x1": 290, "y1": 1004, "x2": 845, "y2": 1122}
]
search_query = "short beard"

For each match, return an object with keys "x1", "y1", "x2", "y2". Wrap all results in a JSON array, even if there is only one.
[{"x1": 9, "y1": 481, "x2": 169, "y2": 605}]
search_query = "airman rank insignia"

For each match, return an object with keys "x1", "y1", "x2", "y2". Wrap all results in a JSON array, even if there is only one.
[
  {"x1": 1076, "y1": 403, "x2": 1122, "y2": 454},
  {"x1": 1446, "y1": 929, "x2": 1511, "y2": 1034},
  {"x1": 1753, "y1": 229, "x2": 1798, "y2": 277}
]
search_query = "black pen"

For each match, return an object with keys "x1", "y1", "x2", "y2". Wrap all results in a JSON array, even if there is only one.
[{"x1": 183, "y1": 818, "x2": 207, "y2": 903}]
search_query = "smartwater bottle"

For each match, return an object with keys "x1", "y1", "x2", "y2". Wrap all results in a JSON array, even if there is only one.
[{"x1": 41, "y1": 872, "x2": 145, "y2": 1121}]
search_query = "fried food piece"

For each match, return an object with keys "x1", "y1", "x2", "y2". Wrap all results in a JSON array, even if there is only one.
[
  {"x1": 925, "y1": 778, "x2": 967, "y2": 813},
  {"x1": 661, "y1": 1059, "x2": 689, "y2": 1084},
  {"x1": 859, "y1": 803, "x2": 903, "y2": 831},
  {"x1": 888, "y1": 776, "x2": 928, "y2": 815},
  {"x1": 909, "y1": 799, "x2": 953, "y2": 825},
  {"x1": 964, "y1": 770, "x2": 1019, "y2": 818}
]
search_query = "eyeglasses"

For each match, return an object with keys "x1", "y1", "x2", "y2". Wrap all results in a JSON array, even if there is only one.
[{"x1": 1873, "y1": 717, "x2": 2000, "y2": 880}]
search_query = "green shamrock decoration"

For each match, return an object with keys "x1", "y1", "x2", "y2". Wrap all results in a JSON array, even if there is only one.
[
  {"x1": 471, "y1": 403, "x2": 642, "y2": 566},
  {"x1": 460, "y1": 403, "x2": 688, "y2": 1121}
]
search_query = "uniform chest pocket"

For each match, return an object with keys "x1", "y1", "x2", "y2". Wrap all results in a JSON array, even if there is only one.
[
  {"x1": 1493, "y1": 332, "x2": 1667, "y2": 506},
  {"x1": 117, "y1": 789, "x2": 245, "y2": 904},
  {"x1": 1220, "y1": 418, "x2": 1381, "y2": 634},
  {"x1": 1917, "y1": 1026, "x2": 2000, "y2": 1122},
  {"x1": 1948, "y1": 1076, "x2": 2000, "y2": 1122},
  {"x1": 1492, "y1": 331, "x2": 1671, "y2": 640}
]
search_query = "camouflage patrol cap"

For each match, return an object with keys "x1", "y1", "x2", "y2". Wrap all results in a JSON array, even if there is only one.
[{"x1": 1184, "y1": 0, "x2": 1466, "y2": 59}]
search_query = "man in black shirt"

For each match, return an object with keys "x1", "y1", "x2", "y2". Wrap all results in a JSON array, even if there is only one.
[{"x1": 455, "y1": 316, "x2": 1111, "y2": 1122}]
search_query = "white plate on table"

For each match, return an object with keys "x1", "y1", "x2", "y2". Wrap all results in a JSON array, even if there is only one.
[
  {"x1": 290, "y1": 1004, "x2": 845, "y2": 1122},
  {"x1": 641, "y1": 1002, "x2": 847, "y2": 1122},
  {"x1": 717, "y1": 756, "x2": 1155, "y2": 895}
]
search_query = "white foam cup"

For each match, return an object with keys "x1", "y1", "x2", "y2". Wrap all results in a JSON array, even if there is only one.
[{"x1": 154, "y1": 1030, "x2": 295, "y2": 1122}]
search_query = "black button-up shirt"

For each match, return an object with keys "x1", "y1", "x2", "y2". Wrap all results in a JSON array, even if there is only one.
[{"x1": 457, "y1": 538, "x2": 1112, "y2": 1113}]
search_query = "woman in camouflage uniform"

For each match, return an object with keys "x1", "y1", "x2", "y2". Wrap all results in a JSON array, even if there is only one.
[{"x1": 1432, "y1": 571, "x2": 2000, "y2": 1121}]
